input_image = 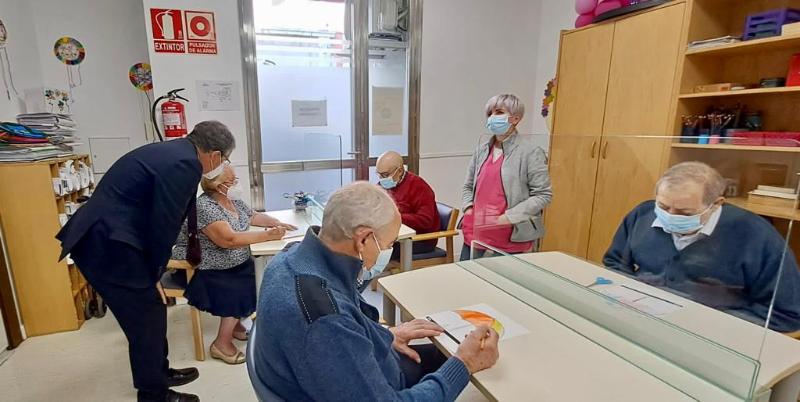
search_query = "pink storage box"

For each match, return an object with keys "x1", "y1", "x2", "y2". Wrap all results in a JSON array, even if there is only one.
[
  {"x1": 764, "y1": 132, "x2": 800, "y2": 147},
  {"x1": 731, "y1": 131, "x2": 765, "y2": 146}
]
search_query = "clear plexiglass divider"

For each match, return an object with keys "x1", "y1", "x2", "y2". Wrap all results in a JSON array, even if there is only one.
[
  {"x1": 459, "y1": 130, "x2": 798, "y2": 401},
  {"x1": 462, "y1": 240, "x2": 761, "y2": 401}
]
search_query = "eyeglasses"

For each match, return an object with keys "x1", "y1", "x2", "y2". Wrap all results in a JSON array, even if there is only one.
[{"x1": 377, "y1": 166, "x2": 400, "y2": 179}]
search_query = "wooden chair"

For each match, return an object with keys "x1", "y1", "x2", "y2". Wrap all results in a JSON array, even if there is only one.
[
  {"x1": 159, "y1": 259, "x2": 205, "y2": 361},
  {"x1": 372, "y1": 203, "x2": 460, "y2": 291},
  {"x1": 406, "y1": 202, "x2": 461, "y2": 269}
]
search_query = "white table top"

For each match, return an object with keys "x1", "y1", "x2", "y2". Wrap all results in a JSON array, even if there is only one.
[
  {"x1": 378, "y1": 252, "x2": 800, "y2": 401},
  {"x1": 380, "y1": 263, "x2": 698, "y2": 402},
  {"x1": 249, "y1": 209, "x2": 416, "y2": 256}
]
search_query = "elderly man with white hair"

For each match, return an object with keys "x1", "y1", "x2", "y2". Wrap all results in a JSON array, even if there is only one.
[
  {"x1": 604, "y1": 161, "x2": 800, "y2": 332},
  {"x1": 252, "y1": 182, "x2": 500, "y2": 401}
]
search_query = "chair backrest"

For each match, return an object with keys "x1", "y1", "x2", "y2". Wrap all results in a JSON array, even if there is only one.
[
  {"x1": 436, "y1": 202, "x2": 458, "y2": 231},
  {"x1": 247, "y1": 322, "x2": 286, "y2": 402}
]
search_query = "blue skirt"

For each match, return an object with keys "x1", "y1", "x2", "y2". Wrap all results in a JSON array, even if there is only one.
[{"x1": 185, "y1": 258, "x2": 256, "y2": 318}]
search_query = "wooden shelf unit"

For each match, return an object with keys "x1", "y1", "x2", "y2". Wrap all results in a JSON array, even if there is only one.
[
  {"x1": 678, "y1": 86, "x2": 800, "y2": 99},
  {"x1": 0, "y1": 155, "x2": 93, "y2": 336},
  {"x1": 726, "y1": 197, "x2": 800, "y2": 221},
  {"x1": 671, "y1": 143, "x2": 800, "y2": 152},
  {"x1": 686, "y1": 34, "x2": 800, "y2": 57},
  {"x1": 669, "y1": 0, "x2": 800, "y2": 251}
]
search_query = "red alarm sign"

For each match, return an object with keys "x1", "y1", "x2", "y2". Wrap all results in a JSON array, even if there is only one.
[{"x1": 185, "y1": 10, "x2": 217, "y2": 55}]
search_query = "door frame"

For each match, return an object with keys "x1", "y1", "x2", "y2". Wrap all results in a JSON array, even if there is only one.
[{"x1": 238, "y1": 0, "x2": 422, "y2": 210}]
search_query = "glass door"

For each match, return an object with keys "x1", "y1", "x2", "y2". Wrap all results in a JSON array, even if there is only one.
[{"x1": 240, "y1": 0, "x2": 420, "y2": 210}]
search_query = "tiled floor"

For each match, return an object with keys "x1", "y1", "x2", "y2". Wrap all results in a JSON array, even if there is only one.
[{"x1": 0, "y1": 289, "x2": 489, "y2": 402}]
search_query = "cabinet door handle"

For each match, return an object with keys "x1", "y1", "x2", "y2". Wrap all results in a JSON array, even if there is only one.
[
  {"x1": 590, "y1": 141, "x2": 597, "y2": 158},
  {"x1": 602, "y1": 141, "x2": 609, "y2": 159}
]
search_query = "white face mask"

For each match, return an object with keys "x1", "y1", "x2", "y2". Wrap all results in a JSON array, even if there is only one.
[
  {"x1": 220, "y1": 182, "x2": 242, "y2": 200},
  {"x1": 203, "y1": 154, "x2": 227, "y2": 180},
  {"x1": 359, "y1": 233, "x2": 393, "y2": 282}
]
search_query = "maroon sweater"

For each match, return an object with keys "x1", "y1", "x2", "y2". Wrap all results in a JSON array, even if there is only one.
[{"x1": 386, "y1": 172, "x2": 439, "y2": 246}]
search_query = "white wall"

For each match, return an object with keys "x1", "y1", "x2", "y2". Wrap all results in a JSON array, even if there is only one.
[
  {"x1": 0, "y1": 0, "x2": 44, "y2": 121},
  {"x1": 143, "y1": 0, "x2": 252, "y2": 203},
  {"x1": 530, "y1": 0, "x2": 578, "y2": 135},
  {"x1": 24, "y1": 0, "x2": 151, "y2": 158}
]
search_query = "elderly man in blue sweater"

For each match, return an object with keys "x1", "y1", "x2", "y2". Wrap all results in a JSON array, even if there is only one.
[
  {"x1": 253, "y1": 182, "x2": 500, "y2": 401},
  {"x1": 604, "y1": 162, "x2": 800, "y2": 332}
]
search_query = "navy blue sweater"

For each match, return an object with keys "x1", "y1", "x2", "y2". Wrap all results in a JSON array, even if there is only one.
[
  {"x1": 254, "y1": 228, "x2": 470, "y2": 401},
  {"x1": 604, "y1": 201, "x2": 800, "y2": 332}
]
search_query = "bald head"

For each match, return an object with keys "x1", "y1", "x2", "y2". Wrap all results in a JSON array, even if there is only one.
[{"x1": 376, "y1": 151, "x2": 403, "y2": 174}]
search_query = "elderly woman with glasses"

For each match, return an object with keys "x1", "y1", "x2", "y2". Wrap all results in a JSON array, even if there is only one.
[
  {"x1": 460, "y1": 94, "x2": 553, "y2": 260},
  {"x1": 171, "y1": 164, "x2": 295, "y2": 364}
]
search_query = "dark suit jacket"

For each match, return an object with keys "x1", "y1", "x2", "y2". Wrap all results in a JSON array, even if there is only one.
[{"x1": 57, "y1": 138, "x2": 202, "y2": 287}]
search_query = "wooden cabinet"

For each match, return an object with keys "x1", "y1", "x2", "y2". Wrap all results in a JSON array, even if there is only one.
[
  {"x1": 543, "y1": 3, "x2": 685, "y2": 262},
  {"x1": 0, "y1": 155, "x2": 93, "y2": 337},
  {"x1": 541, "y1": 23, "x2": 615, "y2": 256},
  {"x1": 602, "y1": 4, "x2": 685, "y2": 136}
]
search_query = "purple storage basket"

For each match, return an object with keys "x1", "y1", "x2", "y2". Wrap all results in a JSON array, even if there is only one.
[{"x1": 744, "y1": 8, "x2": 800, "y2": 40}]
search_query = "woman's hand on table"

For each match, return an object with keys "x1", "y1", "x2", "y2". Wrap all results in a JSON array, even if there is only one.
[
  {"x1": 261, "y1": 227, "x2": 287, "y2": 241},
  {"x1": 275, "y1": 222, "x2": 297, "y2": 231}
]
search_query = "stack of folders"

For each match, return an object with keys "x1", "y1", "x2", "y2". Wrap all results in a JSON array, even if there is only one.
[
  {"x1": 687, "y1": 36, "x2": 741, "y2": 50},
  {"x1": 0, "y1": 143, "x2": 72, "y2": 162},
  {"x1": 16, "y1": 113, "x2": 78, "y2": 145},
  {"x1": 747, "y1": 185, "x2": 799, "y2": 209}
]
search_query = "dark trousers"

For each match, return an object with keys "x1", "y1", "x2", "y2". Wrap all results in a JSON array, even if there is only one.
[
  {"x1": 71, "y1": 232, "x2": 170, "y2": 401},
  {"x1": 398, "y1": 344, "x2": 449, "y2": 387},
  {"x1": 390, "y1": 240, "x2": 437, "y2": 261}
]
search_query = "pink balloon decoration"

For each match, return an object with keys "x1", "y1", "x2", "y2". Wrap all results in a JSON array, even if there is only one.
[
  {"x1": 594, "y1": 0, "x2": 622, "y2": 16},
  {"x1": 575, "y1": 12, "x2": 595, "y2": 28},
  {"x1": 575, "y1": 0, "x2": 598, "y2": 15}
]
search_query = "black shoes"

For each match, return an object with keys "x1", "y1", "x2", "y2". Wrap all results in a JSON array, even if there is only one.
[
  {"x1": 165, "y1": 390, "x2": 199, "y2": 402},
  {"x1": 167, "y1": 367, "x2": 200, "y2": 387}
]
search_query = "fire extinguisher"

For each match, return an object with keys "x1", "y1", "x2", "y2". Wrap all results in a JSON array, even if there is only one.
[{"x1": 151, "y1": 88, "x2": 189, "y2": 141}]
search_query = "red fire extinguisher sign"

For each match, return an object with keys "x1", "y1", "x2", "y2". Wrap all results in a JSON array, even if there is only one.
[{"x1": 150, "y1": 9, "x2": 186, "y2": 54}]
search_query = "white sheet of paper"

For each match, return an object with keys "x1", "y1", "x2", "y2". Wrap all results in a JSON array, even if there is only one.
[
  {"x1": 284, "y1": 225, "x2": 310, "y2": 239},
  {"x1": 372, "y1": 86, "x2": 403, "y2": 135},
  {"x1": 595, "y1": 284, "x2": 683, "y2": 317},
  {"x1": 196, "y1": 80, "x2": 241, "y2": 111},
  {"x1": 291, "y1": 100, "x2": 328, "y2": 127},
  {"x1": 426, "y1": 303, "x2": 529, "y2": 353}
]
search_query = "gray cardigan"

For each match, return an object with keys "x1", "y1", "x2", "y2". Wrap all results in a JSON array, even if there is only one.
[{"x1": 461, "y1": 134, "x2": 553, "y2": 242}]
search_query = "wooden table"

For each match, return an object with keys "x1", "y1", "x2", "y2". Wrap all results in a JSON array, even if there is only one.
[{"x1": 378, "y1": 252, "x2": 800, "y2": 402}]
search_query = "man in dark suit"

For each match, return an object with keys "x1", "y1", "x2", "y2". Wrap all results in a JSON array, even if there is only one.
[{"x1": 56, "y1": 121, "x2": 235, "y2": 402}]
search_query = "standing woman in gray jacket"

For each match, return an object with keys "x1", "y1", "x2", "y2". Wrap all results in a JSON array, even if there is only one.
[{"x1": 460, "y1": 94, "x2": 553, "y2": 260}]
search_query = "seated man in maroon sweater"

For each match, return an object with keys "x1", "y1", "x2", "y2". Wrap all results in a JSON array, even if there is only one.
[{"x1": 376, "y1": 151, "x2": 440, "y2": 260}]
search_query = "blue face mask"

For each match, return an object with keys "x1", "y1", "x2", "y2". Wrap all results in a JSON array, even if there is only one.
[
  {"x1": 360, "y1": 233, "x2": 393, "y2": 282},
  {"x1": 378, "y1": 177, "x2": 397, "y2": 190},
  {"x1": 486, "y1": 114, "x2": 511, "y2": 135},
  {"x1": 654, "y1": 204, "x2": 711, "y2": 234}
]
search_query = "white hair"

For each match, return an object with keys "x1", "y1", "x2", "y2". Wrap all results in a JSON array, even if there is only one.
[
  {"x1": 656, "y1": 161, "x2": 726, "y2": 206},
  {"x1": 485, "y1": 94, "x2": 525, "y2": 118},
  {"x1": 319, "y1": 182, "x2": 398, "y2": 241}
]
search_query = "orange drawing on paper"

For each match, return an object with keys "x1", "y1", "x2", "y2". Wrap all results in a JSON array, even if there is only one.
[{"x1": 454, "y1": 310, "x2": 505, "y2": 337}]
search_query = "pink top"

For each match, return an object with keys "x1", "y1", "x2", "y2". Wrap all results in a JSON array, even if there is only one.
[{"x1": 462, "y1": 151, "x2": 533, "y2": 253}]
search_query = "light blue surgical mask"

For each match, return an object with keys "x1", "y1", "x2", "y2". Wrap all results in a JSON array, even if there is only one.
[
  {"x1": 379, "y1": 177, "x2": 397, "y2": 190},
  {"x1": 486, "y1": 114, "x2": 511, "y2": 135},
  {"x1": 360, "y1": 233, "x2": 393, "y2": 281},
  {"x1": 654, "y1": 204, "x2": 712, "y2": 234}
]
